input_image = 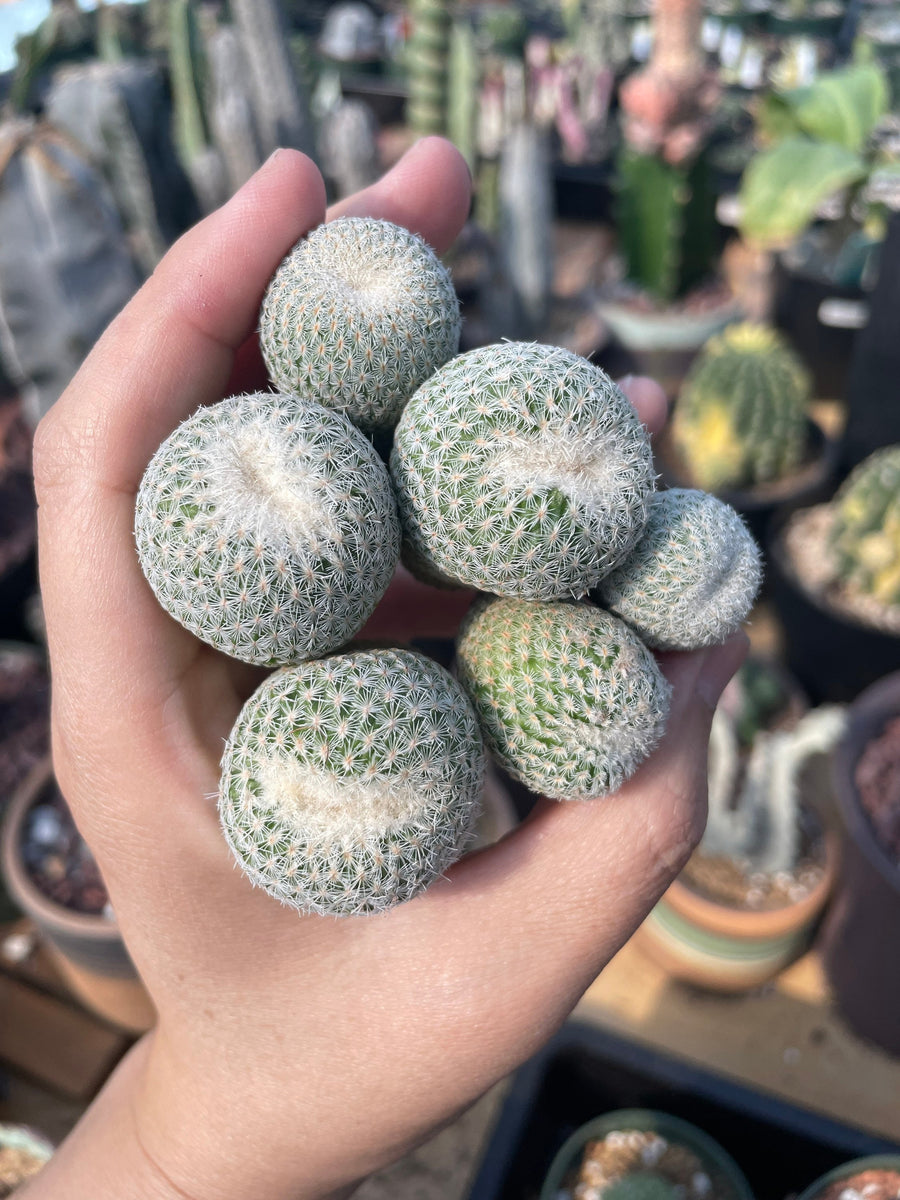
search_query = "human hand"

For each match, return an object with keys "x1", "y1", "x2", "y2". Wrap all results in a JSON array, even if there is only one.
[{"x1": 29, "y1": 139, "x2": 746, "y2": 1200}]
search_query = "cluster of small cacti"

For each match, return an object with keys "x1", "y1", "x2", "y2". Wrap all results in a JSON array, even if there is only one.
[
  {"x1": 828, "y1": 445, "x2": 900, "y2": 607},
  {"x1": 672, "y1": 323, "x2": 811, "y2": 493},
  {"x1": 135, "y1": 215, "x2": 762, "y2": 915}
]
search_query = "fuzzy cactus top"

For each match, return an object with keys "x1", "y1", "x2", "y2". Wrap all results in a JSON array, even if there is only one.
[
  {"x1": 219, "y1": 648, "x2": 485, "y2": 916},
  {"x1": 456, "y1": 597, "x2": 671, "y2": 800},
  {"x1": 672, "y1": 323, "x2": 811, "y2": 492},
  {"x1": 259, "y1": 217, "x2": 461, "y2": 432},
  {"x1": 829, "y1": 445, "x2": 900, "y2": 606},
  {"x1": 596, "y1": 488, "x2": 762, "y2": 650},
  {"x1": 134, "y1": 391, "x2": 400, "y2": 665},
  {"x1": 391, "y1": 342, "x2": 655, "y2": 600}
]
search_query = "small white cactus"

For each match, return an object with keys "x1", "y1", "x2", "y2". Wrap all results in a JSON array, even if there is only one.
[
  {"x1": 391, "y1": 342, "x2": 656, "y2": 600},
  {"x1": 456, "y1": 598, "x2": 672, "y2": 800},
  {"x1": 219, "y1": 648, "x2": 485, "y2": 915},
  {"x1": 259, "y1": 217, "x2": 461, "y2": 432},
  {"x1": 595, "y1": 488, "x2": 763, "y2": 651},
  {"x1": 134, "y1": 391, "x2": 400, "y2": 665}
]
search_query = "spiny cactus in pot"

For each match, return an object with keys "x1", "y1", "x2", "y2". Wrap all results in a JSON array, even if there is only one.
[
  {"x1": 828, "y1": 446, "x2": 900, "y2": 609},
  {"x1": 259, "y1": 217, "x2": 461, "y2": 433},
  {"x1": 219, "y1": 648, "x2": 485, "y2": 916},
  {"x1": 134, "y1": 391, "x2": 401, "y2": 666}
]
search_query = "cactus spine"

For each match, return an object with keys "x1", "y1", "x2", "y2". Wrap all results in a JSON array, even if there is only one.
[
  {"x1": 134, "y1": 392, "x2": 401, "y2": 666},
  {"x1": 828, "y1": 445, "x2": 900, "y2": 607},
  {"x1": 456, "y1": 598, "x2": 672, "y2": 800},
  {"x1": 219, "y1": 648, "x2": 485, "y2": 916},
  {"x1": 391, "y1": 342, "x2": 655, "y2": 600},
  {"x1": 596, "y1": 488, "x2": 762, "y2": 650},
  {"x1": 406, "y1": 0, "x2": 451, "y2": 136},
  {"x1": 673, "y1": 323, "x2": 811, "y2": 492}
]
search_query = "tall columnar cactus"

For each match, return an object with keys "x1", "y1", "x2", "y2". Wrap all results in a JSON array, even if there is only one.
[
  {"x1": 447, "y1": 17, "x2": 479, "y2": 172},
  {"x1": 259, "y1": 218, "x2": 461, "y2": 433},
  {"x1": 320, "y1": 99, "x2": 380, "y2": 201},
  {"x1": 672, "y1": 323, "x2": 812, "y2": 493},
  {"x1": 406, "y1": 0, "x2": 451, "y2": 137},
  {"x1": 499, "y1": 124, "x2": 554, "y2": 336},
  {"x1": 595, "y1": 489, "x2": 762, "y2": 651},
  {"x1": 219, "y1": 648, "x2": 485, "y2": 916},
  {"x1": 456, "y1": 598, "x2": 672, "y2": 800},
  {"x1": 167, "y1": 0, "x2": 227, "y2": 213},
  {"x1": 134, "y1": 392, "x2": 401, "y2": 666},
  {"x1": 829, "y1": 445, "x2": 900, "y2": 606},
  {"x1": 391, "y1": 342, "x2": 655, "y2": 600}
]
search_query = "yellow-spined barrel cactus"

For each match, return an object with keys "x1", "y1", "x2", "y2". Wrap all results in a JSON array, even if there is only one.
[
  {"x1": 829, "y1": 445, "x2": 900, "y2": 606},
  {"x1": 596, "y1": 489, "x2": 763, "y2": 650},
  {"x1": 456, "y1": 598, "x2": 671, "y2": 800},
  {"x1": 219, "y1": 648, "x2": 485, "y2": 915},
  {"x1": 391, "y1": 342, "x2": 655, "y2": 600},
  {"x1": 259, "y1": 217, "x2": 461, "y2": 432},
  {"x1": 135, "y1": 392, "x2": 400, "y2": 665},
  {"x1": 672, "y1": 323, "x2": 811, "y2": 492}
]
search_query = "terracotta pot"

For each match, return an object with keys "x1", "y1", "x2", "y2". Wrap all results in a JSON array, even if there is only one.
[
  {"x1": 1, "y1": 761, "x2": 155, "y2": 1034},
  {"x1": 796, "y1": 1156, "x2": 900, "y2": 1200},
  {"x1": 821, "y1": 673, "x2": 900, "y2": 1056},
  {"x1": 634, "y1": 833, "x2": 839, "y2": 992}
]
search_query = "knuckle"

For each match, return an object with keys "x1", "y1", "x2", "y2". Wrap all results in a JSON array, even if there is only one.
[{"x1": 32, "y1": 405, "x2": 102, "y2": 505}]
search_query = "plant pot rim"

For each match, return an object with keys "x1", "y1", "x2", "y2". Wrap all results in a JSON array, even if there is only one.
[
  {"x1": 795, "y1": 1156, "x2": 900, "y2": 1200},
  {"x1": 596, "y1": 291, "x2": 743, "y2": 351},
  {"x1": 539, "y1": 1107, "x2": 754, "y2": 1200},
  {"x1": 0, "y1": 757, "x2": 122, "y2": 942},
  {"x1": 832, "y1": 672, "x2": 900, "y2": 894},
  {"x1": 663, "y1": 829, "x2": 840, "y2": 939}
]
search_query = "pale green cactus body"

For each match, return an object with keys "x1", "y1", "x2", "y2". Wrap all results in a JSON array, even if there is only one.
[
  {"x1": 391, "y1": 342, "x2": 655, "y2": 600},
  {"x1": 456, "y1": 598, "x2": 671, "y2": 800},
  {"x1": 219, "y1": 648, "x2": 485, "y2": 916},
  {"x1": 596, "y1": 488, "x2": 763, "y2": 651},
  {"x1": 134, "y1": 391, "x2": 400, "y2": 666},
  {"x1": 829, "y1": 445, "x2": 900, "y2": 607},
  {"x1": 259, "y1": 217, "x2": 461, "y2": 432},
  {"x1": 604, "y1": 1176, "x2": 681, "y2": 1200}
]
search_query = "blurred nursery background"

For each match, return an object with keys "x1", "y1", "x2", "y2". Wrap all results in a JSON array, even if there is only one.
[{"x1": 1, "y1": 0, "x2": 900, "y2": 1196}]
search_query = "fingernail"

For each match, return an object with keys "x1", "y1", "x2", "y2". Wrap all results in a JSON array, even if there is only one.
[{"x1": 696, "y1": 633, "x2": 750, "y2": 711}]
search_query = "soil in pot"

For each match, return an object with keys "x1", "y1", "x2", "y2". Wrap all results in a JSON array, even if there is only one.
[
  {"x1": 854, "y1": 716, "x2": 900, "y2": 869},
  {"x1": 814, "y1": 1168, "x2": 900, "y2": 1200},
  {"x1": 20, "y1": 777, "x2": 111, "y2": 917}
]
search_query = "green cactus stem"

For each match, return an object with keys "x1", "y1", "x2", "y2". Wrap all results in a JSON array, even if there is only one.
[
  {"x1": 406, "y1": 0, "x2": 451, "y2": 137},
  {"x1": 259, "y1": 217, "x2": 461, "y2": 433},
  {"x1": 391, "y1": 342, "x2": 655, "y2": 600},
  {"x1": 596, "y1": 488, "x2": 762, "y2": 650},
  {"x1": 134, "y1": 392, "x2": 400, "y2": 666},
  {"x1": 456, "y1": 598, "x2": 671, "y2": 800},
  {"x1": 219, "y1": 648, "x2": 485, "y2": 916},
  {"x1": 829, "y1": 445, "x2": 900, "y2": 607}
]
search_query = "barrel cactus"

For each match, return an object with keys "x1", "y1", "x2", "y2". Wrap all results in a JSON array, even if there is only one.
[
  {"x1": 456, "y1": 598, "x2": 672, "y2": 800},
  {"x1": 219, "y1": 648, "x2": 485, "y2": 915},
  {"x1": 829, "y1": 445, "x2": 900, "y2": 606},
  {"x1": 391, "y1": 342, "x2": 655, "y2": 600},
  {"x1": 134, "y1": 391, "x2": 400, "y2": 665},
  {"x1": 595, "y1": 488, "x2": 762, "y2": 650},
  {"x1": 259, "y1": 217, "x2": 461, "y2": 433},
  {"x1": 672, "y1": 323, "x2": 811, "y2": 492}
]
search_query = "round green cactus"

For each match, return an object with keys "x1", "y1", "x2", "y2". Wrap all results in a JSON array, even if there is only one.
[
  {"x1": 391, "y1": 342, "x2": 655, "y2": 600},
  {"x1": 259, "y1": 217, "x2": 461, "y2": 432},
  {"x1": 595, "y1": 488, "x2": 763, "y2": 650},
  {"x1": 455, "y1": 598, "x2": 671, "y2": 800},
  {"x1": 672, "y1": 323, "x2": 811, "y2": 492},
  {"x1": 219, "y1": 648, "x2": 485, "y2": 916},
  {"x1": 134, "y1": 392, "x2": 400, "y2": 666},
  {"x1": 829, "y1": 445, "x2": 900, "y2": 606}
]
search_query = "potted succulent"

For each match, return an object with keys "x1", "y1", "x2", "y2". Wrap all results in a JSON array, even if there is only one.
[
  {"x1": 539, "y1": 1108, "x2": 753, "y2": 1200},
  {"x1": 634, "y1": 659, "x2": 842, "y2": 991},
  {"x1": 0, "y1": 1123, "x2": 53, "y2": 1196},
  {"x1": 1, "y1": 759, "x2": 155, "y2": 1033},
  {"x1": 821, "y1": 672, "x2": 900, "y2": 1056},
  {"x1": 796, "y1": 1157, "x2": 900, "y2": 1200}
]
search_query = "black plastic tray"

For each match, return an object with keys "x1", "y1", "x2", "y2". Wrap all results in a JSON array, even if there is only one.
[{"x1": 467, "y1": 1021, "x2": 900, "y2": 1200}]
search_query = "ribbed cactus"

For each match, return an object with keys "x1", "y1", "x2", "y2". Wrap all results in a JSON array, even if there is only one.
[
  {"x1": 456, "y1": 598, "x2": 672, "y2": 800},
  {"x1": 219, "y1": 648, "x2": 485, "y2": 915},
  {"x1": 391, "y1": 342, "x2": 655, "y2": 600},
  {"x1": 828, "y1": 446, "x2": 900, "y2": 607},
  {"x1": 595, "y1": 489, "x2": 763, "y2": 650},
  {"x1": 672, "y1": 323, "x2": 811, "y2": 492},
  {"x1": 134, "y1": 392, "x2": 400, "y2": 666},
  {"x1": 406, "y1": 0, "x2": 451, "y2": 137},
  {"x1": 259, "y1": 218, "x2": 461, "y2": 433}
]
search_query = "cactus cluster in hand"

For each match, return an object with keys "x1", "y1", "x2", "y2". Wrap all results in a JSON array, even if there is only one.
[
  {"x1": 135, "y1": 215, "x2": 763, "y2": 915},
  {"x1": 828, "y1": 445, "x2": 900, "y2": 607},
  {"x1": 672, "y1": 323, "x2": 811, "y2": 493}
]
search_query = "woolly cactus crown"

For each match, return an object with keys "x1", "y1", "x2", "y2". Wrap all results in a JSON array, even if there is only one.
[
  {"x1": 672, "y1": 322, "x2": 811, "y2": 492},
  {"x1": 456, "y1": 597, "x2": 671, "y2": 800},
  {"x1": 829, "y1": 445, "x2": 900, "y2": 606},
  {"x1": 596, "y1": 488, "x2": 762, "y2": 651},
  {"x1": 134, "y1": 391, "x2": 400, "y2": 666},
  {"x1": 259, "y1": 217, "x2": 461, "y2": 432},
  {"x1": 219, "y1": 648, "x2": 485, "y2": 916},
  {"x1": 391, "y1": 341, "x2": 655, "y2": 600}
]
